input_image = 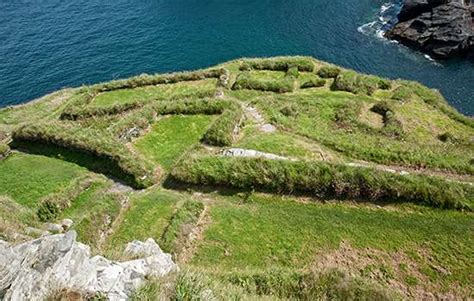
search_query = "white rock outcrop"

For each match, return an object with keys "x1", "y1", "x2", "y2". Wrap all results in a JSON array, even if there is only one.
[
  {"x1": 0, "y1": 231, "x2": 176, "y2": 300},
  {"x1": 221, "y1": 148, "x2": 292, "y2": 161}
]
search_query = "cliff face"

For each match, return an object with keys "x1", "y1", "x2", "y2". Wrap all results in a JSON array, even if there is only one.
[{"x1": 386, "y1": 0, "x2": 473, "y2": 59}]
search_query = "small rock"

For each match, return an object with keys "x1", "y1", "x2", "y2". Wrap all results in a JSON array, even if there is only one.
[
  {"x1": 260, "y1": 123, "x2": 276, "y2": 133},
  {"x1": 124, "y1": 238, "x2": 164, "y2": 258},
  {"x1": 214, "y1": 90, "x2": 225, "y2": 99},
  {"x1": 221, "y1": 148, "x2": 289, "y2": 161},
  {"x1": 61, "y1": 219, "x2": 73, "y2": 230}
]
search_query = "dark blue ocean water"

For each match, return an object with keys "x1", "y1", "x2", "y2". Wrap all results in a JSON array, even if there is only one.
[{"x1": 0, "y1": 0, "x2": 473, "y2": 115}]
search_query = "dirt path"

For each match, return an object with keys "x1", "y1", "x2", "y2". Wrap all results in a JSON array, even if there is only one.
[{"x1": 243, "y1": 104, "x2": 276, "y2": 133}]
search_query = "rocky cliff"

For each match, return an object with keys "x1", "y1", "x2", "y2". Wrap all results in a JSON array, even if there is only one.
[{"x1": 386, "y1": 0, "x2": 473, "y2": 59}]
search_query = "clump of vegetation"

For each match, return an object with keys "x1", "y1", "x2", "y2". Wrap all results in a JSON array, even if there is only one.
[
  {"x1": 280, "y1": 104, "x2": 299, "y2": 117},
  {"x1": 36, "y1": 176, "x2": 94, "y2": 222},
  {"x1": 232, "y1": 72, "x2": 294, "y2": 93},
  {"x1": 171, "y1": 155, "x2": 473, "y2": 210},
  {"x1": 160, "y1": 200, "x2": 204, "y2": 256},
  {"x1": 371, "y1": 101, "x2": 404, "y2": 137},
  {"x1": 333, "y1": 71, "x2": 392, "y2": 95},
  {"x1": 317, "y1": 66, "x2": 341, "y2": 78},
  {"x1": 300, "y1": 78, "x2": 326, "y2": 89},
  {"x1": 60, "y1": 101, "x2": 143, "y2": 120},
  {"x1": 391, "y1": 85, "x2": 413, "y2": 102},
  {"x1": 0, "y1": 143, "x2": 10, "y2": 159},
  {"x1": 224, "y1": 268, "x2": 395, "y2": 300},
  {"x1": 201, "y1": 102, "x2": 243, "y2": 146},
  {"x1": 286, "y1": 66, "x2": 300, "y2": 78},
  {"x1": 239, "y1": 57, "x2": 314, "y2": 72},
  {"x1": 334, "y1": 100, "x2": 363, "y2": 128},
  {"x1": 92, "y1": 69, "x2": 227, "y2": 93}
]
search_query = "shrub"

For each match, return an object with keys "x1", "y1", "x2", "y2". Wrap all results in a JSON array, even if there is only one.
[
  {"x1": 317, "y1": 66, "x2": 341, "y2": 78},
  {"x1": 239, "y1": 57, "x2": 314, "y2": 72},
  {"x1": 300, "y1": 78, "x2": 326, "y2": 89},
  {"x1": 232, "y1": 73, "x2": 294, "y2": 93},
  {"x1": 171, "y1": 155, "x2": 473, "y2": 210},
  {"x1": 202, "y1": 102, "x2": 243, "y2": 146}
]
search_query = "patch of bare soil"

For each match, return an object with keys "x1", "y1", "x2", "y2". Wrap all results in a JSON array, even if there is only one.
[{"x1": 313, "y1": 241, "x2": 467, "y2": 300}]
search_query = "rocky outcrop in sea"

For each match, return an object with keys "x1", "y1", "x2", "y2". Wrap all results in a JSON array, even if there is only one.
[
  {"x1": 0, "y1": 231, "x2": 176, "y2": 300},
  {"x1": 386, "y1": 0, "x2": 473, "y2": 59}
]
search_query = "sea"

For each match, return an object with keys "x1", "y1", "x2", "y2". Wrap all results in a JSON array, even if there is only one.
[{"x1": 0, "y1": 0, "x2": 473, "y2": 115}]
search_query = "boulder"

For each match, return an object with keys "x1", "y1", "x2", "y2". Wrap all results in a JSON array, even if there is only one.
[
  {"x1": 386, "y1": 0, "x2": 473, "y2": 59},
  {"x1": 0, "y1": 231, "x2": 176, "y2": 300}
]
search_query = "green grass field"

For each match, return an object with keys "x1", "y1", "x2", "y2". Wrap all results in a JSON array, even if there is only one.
[
  {"x1": 92, "y1": 79, "x2": 217, "y2": 107},
  {"x1": 1, "y1": 56, "x2": 472, "y2": 300},
  {"x1": 134, "y1": 115, "x2": 215, "y2": 171},
  {"x1": 0, "y1": 153, "x2": 88, "y2": 207},
  {"x1": 106, "y1": 190, "x2": 180, "y2": 249}
]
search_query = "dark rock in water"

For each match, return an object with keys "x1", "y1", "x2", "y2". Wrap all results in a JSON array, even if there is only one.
[{"x1": 386, "y1": 0, "x2": 473, "y2": 59}]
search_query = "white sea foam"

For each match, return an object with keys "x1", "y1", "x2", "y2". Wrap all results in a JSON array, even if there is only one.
[{"x1": 357, "y1": 1, "x2": 401, "y2": 40}]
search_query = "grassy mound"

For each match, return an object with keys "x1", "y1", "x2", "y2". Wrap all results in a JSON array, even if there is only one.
[{"x1": 171, "y1": 155, "x2": 473, "y2": 210}]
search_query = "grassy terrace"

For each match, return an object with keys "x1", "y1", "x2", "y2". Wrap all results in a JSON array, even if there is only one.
[
  {"x1": 0, "y1": 56, "x2": 473, "y2": 299},
  {"x1": 135, "y1": 115, "x2": 215, "y2": 171}
]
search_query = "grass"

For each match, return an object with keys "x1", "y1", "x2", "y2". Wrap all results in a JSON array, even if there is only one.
[
  {"x1": 0, "y1": 56, "x2": 473, "y2": 299},
  {"x1": 191, "y1": 193, "x2": 473, "y2": 292},
  {"x1": 160, "y1": 199, "x2": 204, "y2": 255},
  {"x1": 171, "y1": 155, "x2": 473, "y2": 210},
  {"x1": 135, "y1": 115, "x2": 215, "y2": 171},
  {"x1": 236, "y1": 129, "x2": 326, "y2": 160},
  {"x1": 0, "y1": 153, "x2": 88, "y2": 207},
  {"x1": 106, "y1": 190, "x2": 179, "y2": 250},
  {"x1": 250, "y1": 90, "x2": 473, "y2": 174},
  {"x1": 73, "y1": 191, "x2": 122, "y2": 248},
  {"x1": 92, "y1": 79, "x2": 217, "y2": 108}
]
